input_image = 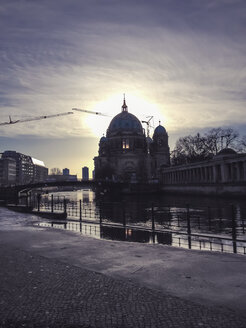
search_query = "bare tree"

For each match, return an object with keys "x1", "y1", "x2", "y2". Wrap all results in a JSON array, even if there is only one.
[
  {"x1": 50, "y1": 168, "x2": 62, "y2": 175},
  {"x1": 171, "y1": 127, "x2": 240, "y2": 165},
  {"x1": 237, "y1": 135, "x2": 246, "y2": 152},
  {"x1": 204, "y1": 128, "x2": 239, "y2": 154}
]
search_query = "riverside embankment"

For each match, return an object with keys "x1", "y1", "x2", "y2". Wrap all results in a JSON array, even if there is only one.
[{"x1": 0, "y1": 207, "x2": 245, "y2": 327}]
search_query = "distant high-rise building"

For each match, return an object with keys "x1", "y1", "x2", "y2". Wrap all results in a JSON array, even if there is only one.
[
  {"x1": 82, "y1": 166, "x2": 89, "y2": 180},
  {"x1": 63, "y1": 168, "x2": 70, "y2": 176}
]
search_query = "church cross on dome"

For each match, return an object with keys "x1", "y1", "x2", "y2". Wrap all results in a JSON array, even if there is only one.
[{"x1": 121, "y1": 94, "x2": 128, "y2": 112}]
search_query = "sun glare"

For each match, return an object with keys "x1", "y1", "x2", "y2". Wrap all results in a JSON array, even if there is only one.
[{"x1": 84, "y1": 94, "x2": 165, "y2": 138}]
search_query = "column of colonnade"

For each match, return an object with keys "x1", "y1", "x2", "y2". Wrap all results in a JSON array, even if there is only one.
[
  {"x1": 243, "y1": 160, "x2": 246, "y2": 181},
  {"x1": 162, "y1": 156, "x2": 246, "y2": 185}
]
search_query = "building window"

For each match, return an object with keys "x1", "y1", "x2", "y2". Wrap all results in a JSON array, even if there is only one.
[{"x1": 122, "y1": 138, "x2": 130, "y2": 149}]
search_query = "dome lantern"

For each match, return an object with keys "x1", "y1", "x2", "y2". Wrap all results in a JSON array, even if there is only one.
[{"x1": 121, "y1": 94, "x2": 128, "y2": 112}]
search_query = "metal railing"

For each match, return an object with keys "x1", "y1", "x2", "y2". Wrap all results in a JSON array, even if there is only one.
[{"x1": 29, "y1": 194, "x2": 246, "y2": 255}]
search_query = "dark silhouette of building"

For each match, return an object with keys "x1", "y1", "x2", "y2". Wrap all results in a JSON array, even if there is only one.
[
  {"x1": 94, "y1": 98, "x2": 170, "y2": 182},
  {"x1": 82, "y1": 166, "x2": 89, "y2": 180},
  {"x1": 63, "y1": 168, "x2": 70, "y2": 176}
]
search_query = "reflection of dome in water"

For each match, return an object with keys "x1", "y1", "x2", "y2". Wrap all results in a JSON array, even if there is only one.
[{"x1": 107, "y1": 99, "x2": 143, "y2": 137}]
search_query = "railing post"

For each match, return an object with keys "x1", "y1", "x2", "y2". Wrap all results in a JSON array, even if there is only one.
[
  {"x1": 231, "y1": 204, "x2": 237, "y2": 254},
  {"x1": 207, "y1": 207, "x2": 211, "y2": 231},
  {"x1": 37, "y1": 193, "x2": 41, "y2": 212},
  {"x1": 25, "y1": 192, "x2": 29, "y2": 208},
  {"x1": 99, "y1": 202, "x2": 102, "y2": 224},
  {"x1": 151, "y1": 203, "x2": 155, "y2": 231},
  {"x1": 186, "y1": 204, "x2": 191, "y2": 249},
  {"x1": 63, "y1": 197, "x2": 67, "y2": 216},
  {"x1": 79, "y1": 199, "x2": 82, "y2": 222},
  {"x1": 51, "y1": 194, "x2": 54, "y2": 213},
  {"x1": 122, "y1": 201, "x2": 126, "y2": 227}
]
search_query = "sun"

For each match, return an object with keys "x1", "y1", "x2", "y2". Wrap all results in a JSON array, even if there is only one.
[{"x1": 84, "y1": 94, "x2": 165, "y2": 138}]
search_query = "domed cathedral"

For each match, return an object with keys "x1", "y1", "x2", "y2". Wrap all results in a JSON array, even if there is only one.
[{"x1": 94, "y1": 98, "x2": 170, "y2": 183}]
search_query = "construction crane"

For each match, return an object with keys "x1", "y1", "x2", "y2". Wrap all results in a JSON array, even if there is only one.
[
  {"x1": 0, "y1": 111, "x2": 74, "y2": 126},
  {"x1": 0, "y1": 107, "x2": 109, "y2": 126},
  {"x1": 141, "y1": 116, "x2": 154, "y2": 137},
  {"x1": 72, "y1": 108, "x2": 109, "y2": 117}
]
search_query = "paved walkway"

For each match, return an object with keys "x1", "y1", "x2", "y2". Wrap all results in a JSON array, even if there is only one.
[
  {"x1": 0, "y1": 245, "x2": 245, "y2": 328},
  {"x1": 0, "y1": 207, "x2": 246, "y2": 327}
]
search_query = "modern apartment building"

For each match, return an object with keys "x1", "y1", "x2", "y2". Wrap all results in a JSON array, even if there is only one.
[
  {"x1": 0, "y1": 155, "x2": 16, "y2": 186},
  {"x1": 0, "y1": 151, "x2": 48, "y2": 185}
]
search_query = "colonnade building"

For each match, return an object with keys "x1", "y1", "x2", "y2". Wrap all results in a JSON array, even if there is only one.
[{"x1": 161, "y1": 148, "x2": 246, "y2": 196}]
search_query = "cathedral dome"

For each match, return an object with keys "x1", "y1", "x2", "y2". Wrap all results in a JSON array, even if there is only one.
[
  {"x1": 216, "y1": 148, "x2": 237, "y2": 157},
  {"x1": 106, "y1": 99, "x2": 143, "y2": 137},
  {"x1": 153, "y1": 124, "x2": 167, "y2": 136}
]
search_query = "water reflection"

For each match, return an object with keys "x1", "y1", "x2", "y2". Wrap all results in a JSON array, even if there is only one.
[{"x1": 35, "y1": 188, "x2": 246, "y2": 255}]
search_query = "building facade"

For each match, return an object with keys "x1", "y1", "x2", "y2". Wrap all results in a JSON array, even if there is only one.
[
  {"x1": 0, "y1": 156, "x2": 16, "y2": 186},
  {"x1": 0, "y1": 151, "x2": 48, "y2": 185},
  {"x1": 82, "y1": 166, "x2": 89, "y2": 181},
  {"x1": 63, "y1": 168, "x2": 70, "y2": 176},
  {"x1": 161, "y1": 148, "x2": 246, "y2": 196},
  {"x1": 94, "y1": 99, "x2": 170, "y2": 182}
]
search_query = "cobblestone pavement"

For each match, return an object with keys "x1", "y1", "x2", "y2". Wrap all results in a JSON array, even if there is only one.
[{"x1": 0, "y1": 245, "x2": 245, "y2": 328}]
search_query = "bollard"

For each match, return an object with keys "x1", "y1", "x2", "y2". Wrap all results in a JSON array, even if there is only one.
[{"x1": 231, "y1": 204, "x2": 237, "y2": 254}]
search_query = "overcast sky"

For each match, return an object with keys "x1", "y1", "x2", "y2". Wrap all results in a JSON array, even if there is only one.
[{"x1": 0, "y1": 0, "x2": 246, "y2": 177}]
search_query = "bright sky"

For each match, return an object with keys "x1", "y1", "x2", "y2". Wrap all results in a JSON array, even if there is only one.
[{"x1": 0, "y1": 0, "x2": 246, "y2": 177}]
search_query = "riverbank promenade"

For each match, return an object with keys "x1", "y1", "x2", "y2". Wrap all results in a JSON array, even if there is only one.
[{"x1": 0, "y1": 207, "x2": 246, "y2": 328}]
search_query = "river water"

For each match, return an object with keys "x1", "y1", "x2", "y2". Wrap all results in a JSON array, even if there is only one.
[{"x1": 36, "y1": 188, "x2": 246, "y2": 255}]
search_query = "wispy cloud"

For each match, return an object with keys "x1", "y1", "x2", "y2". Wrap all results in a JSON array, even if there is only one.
[{"x1": 0, "y1": 0, "x2": 246, "y2": 140}]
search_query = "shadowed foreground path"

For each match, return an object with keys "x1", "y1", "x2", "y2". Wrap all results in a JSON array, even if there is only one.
[
  {"x1": 0, "y1": 245, "x2": 245, "y2": 328},
  {"x1": 0, "y1": 207, "x2": 246, "y2": 328}
]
